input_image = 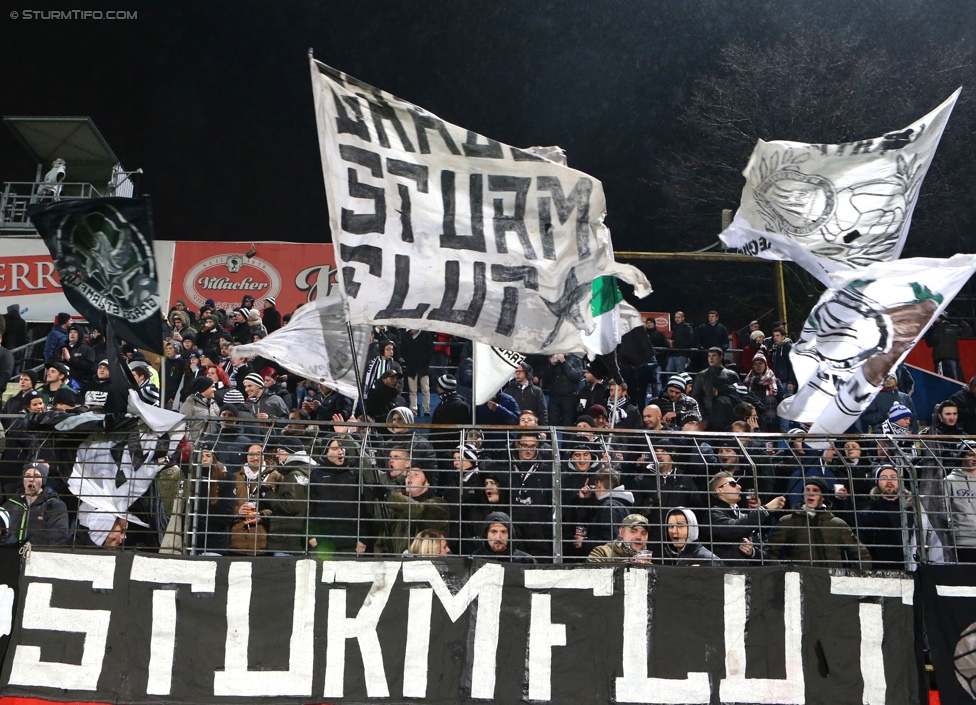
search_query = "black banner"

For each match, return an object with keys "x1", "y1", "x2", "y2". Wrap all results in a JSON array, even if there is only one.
[
  {"x1": 0, "y1": 553, "x2": 918, "y2": 705},
  {"x1": 29, "y1": 197, "x2": 163, "y2": 354},
  {"x1": 918, "y1": 564, "x2": 976, "y2": 705},
  {"x1": 0, "y1": 545, "x2": 22, "y2": 671}
]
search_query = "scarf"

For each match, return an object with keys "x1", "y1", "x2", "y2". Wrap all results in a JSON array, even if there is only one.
[
  {"x1": 744, "y1": 367, "x2": 779, "y2": 396},
  {"x1": 608, "y1": 395, "x2": 629, "y2": 425}
]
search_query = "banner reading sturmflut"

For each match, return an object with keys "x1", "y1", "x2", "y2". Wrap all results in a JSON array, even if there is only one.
[
  {"x1": 29, "y1": 197, "x2": 163, "y2": 354},
  {"x1": 308, "y1": 59, "x2": 651, "y2": 354},
  {"x1": 719, "y1": 90, "x2": 960, "y2": 285},
  {"x1": 778, "y1": 254, "x2": 976, "y2": 433}
]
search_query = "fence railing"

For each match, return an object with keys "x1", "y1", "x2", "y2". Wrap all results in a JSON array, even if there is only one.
[{"x1": 0, "y1": 412, "x2": 970, "y2": 567}]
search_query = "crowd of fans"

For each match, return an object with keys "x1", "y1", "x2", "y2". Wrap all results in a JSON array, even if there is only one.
[{"x1": 0, "y1": 296, "x2": 973, "y2": 568}]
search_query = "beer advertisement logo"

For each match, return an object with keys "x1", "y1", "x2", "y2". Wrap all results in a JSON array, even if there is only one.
[{"x1": 183, "y1": 254, "x2": 282, "y2": 310}]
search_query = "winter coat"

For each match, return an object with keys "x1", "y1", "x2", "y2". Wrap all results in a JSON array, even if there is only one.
[
  {"x1": 44, "y1": 324, "x2": 68, "y2": 364},
  {"x1": 266, "y1": 453, "x2": 315, "y2": 553},
  {"x1": 374, "y1": 490, "x2": 449, "y2": 556},
  {"x1": 671, "y1": 321, "x2": 696, "y2": 352},
  {"x1": 857, "y1": 387, "x2": 918, "y2": 433},
  {"x1": 708, "y1": 503, "x2": 775, "y2": 563},
  {"x1": 768, "y1": 338, "x2": 797, "y2": 389},
  {"x1": 432, "y1": 390, "x2": 471, "y2": 426},
  {"x1": 948, "y1": 388, "x2": 976, "y2": 435},
  {"x1": 766, "y1": 506, "x2": 872, "y2": 569},
  {"x1": 246, "y1": 390, "x2": 289, "y2": 419},
  {"x1": 229, "y1": 465, "x2": 282, "y2": 555},
  {"x1": 587, "y1": 539, "x2": 639, "y2": 562},
  {"x1": 508, "y1": 380, "x2": 549, "y2": 426},
  {"x1": 263, "y1": 305, "x2": 282, "y2": 334},
  {"x1": 856, "y1": 488, "x2": 914, "y2": 569},
  {"x1": 543, "y1": 354, "x2": 584, "y2": 398},
  {"x1": 587, "y1": 487, "x2": 635, "y2": 544},
  {"x1": 308, "y1": 434, "x2": 363, "y2": 553},
  {"x1": 2, "y1": 305, "x2": 27, "y2": 349},
  {"x1": 399, "y1": 330, "x2": 434, "y2": 377},
  {"x1": 652, "y1": 392, "x2": 701, "y2": 423},
  {"x1": 179, "y1": 393, "x2": 221, "y2": 436},
  {"x1": 1, "y1": 492, "x2": 70, "y2": 545},
  {"x1": 695, "y1": 321, "x2": 729, "y2": 350},
  {"x1": 311, "y1": 389, "x2": 354, "y2": 422}
]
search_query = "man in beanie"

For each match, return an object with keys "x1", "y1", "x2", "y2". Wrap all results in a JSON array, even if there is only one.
[
  {"x1": 856, "y1": 465, "x2": 914, "y2": 569},
  {"x1": 365, "y1": 368, "x2": 403, "y2": 421},
  {"x1": 578, "y1": 359, "x2": 609, "y2": 413},
  {"x1": 883, "y1": 402, "x2": 917, "y2": 435},
  {"x1": 653, "y1": 375, "x2": 701, "y2": 427},
  {"x1": 262, "y1": 297, "x2": 282, "y2": 334},
  {"x1": 767, "y1": 477, "x2": 871, "y2": 569},
  {"x1": 44, "y1": 312, "x2": 71, "y2": 364},
  {"x1": 431, "y1": 374, "x2": 470, "y2": 426},
  {"x1": 243, "y1": 372, "x2": 288, "y2": 419},
  {"x1": 180, "y1": 376, "x2": 220, "y2": 435},
  {"x1": 51, "y1": 387, "x2": 79, "y2": 411},
  {"x1": 83, "y1": 360, "x2": 113, "y2": 409},
  {"x1": 857, "y1": 373, "x2": 917, "y2": 433},
  {"x1": 2, "y1": 370, "x2": 39, "y2": 420},
  {"x1": 229, "y1": 308, "x2": 252, "y2": 344},
  {"x1": 61, "y1": 325, "x2": 97, "y2": 386},
  {"x1": 2, "y1": 460, "x2": 69, "y2": 545}
]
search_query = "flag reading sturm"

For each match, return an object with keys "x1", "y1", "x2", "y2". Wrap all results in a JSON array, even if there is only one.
[
  {"x1": 777, "y1": 254, "x2": 976, "y2": 434},
  {"x1": 232, "y1": 296, "x2": 371, "y2": 401},
  {"x1": 719, "y1": 90, "x2": 960, "y2": 285},
  {"x1": 308, "y1": 59, "x2": 651, "y2": 354},
  {"x1": 29, "y1": 197, "x2": 163, "y2": 354}
]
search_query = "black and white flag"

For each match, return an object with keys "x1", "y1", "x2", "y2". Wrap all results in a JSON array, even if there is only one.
[
  {"x1": 719, "y1": 90, "x2": 960, "y2": 285},
  {"x1": 30, "y1": 197, "x2": 163, "y2": 354},
  {"x1": 778, "y1": 254, "x2": 976, "y2": 433},
  {"x1": 308, "y1": 59, "x2": 651, "y2": 354}
]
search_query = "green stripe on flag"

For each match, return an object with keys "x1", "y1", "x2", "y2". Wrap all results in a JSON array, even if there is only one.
[{"x1": 591, "y1": 276, "x2": 623, "y2": 317}]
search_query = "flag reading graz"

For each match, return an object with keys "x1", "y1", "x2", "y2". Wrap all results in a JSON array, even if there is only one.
[{"x1": 30, "y1": 197, "x2": 163, "y2": 354}]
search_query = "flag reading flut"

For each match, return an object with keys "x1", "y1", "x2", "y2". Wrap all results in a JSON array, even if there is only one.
[
  {"x1": 308, "y1": 58, "x2": 651, "y2": 354},
  {"x1": 29, "y1": 197, "x2": 163, "y2": 354},
  {"x1": 719, "y1": 90, "x2": 960, "y2": 285}
]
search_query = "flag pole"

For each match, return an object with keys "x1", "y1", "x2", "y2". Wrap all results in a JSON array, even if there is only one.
[
  {"x1": 471, "y1": 345, "x2": 477, "y2": 426},
  {"x1": 344, "y1": 321, "x2": 367, "y2": 416}
]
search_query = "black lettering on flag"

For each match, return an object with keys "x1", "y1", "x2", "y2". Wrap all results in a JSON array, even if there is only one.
[
  {"x1": 440, "y1": 171, "x2": 486, "y2": 252},
  {"x1": 462, "y1": 131, "x2": 504, "y2": 159},
  {"x1": 850, "y1": 139, "x2": 875, "y2": 155},
  {"x1": 490, "y1": 264, "x2": 539, "y2": 336},
  {"x1": 489, "y1": 175, "x2": 534, "y2": 259},
  {"x1": 338, "y1": 243, "x2": 382, "y2": 298},
  {"x1": 510, "y1": 147, "x2": 546, "y2": 161},
  {"x1": 364, "y1": 96, "x2": 415, "y2": 152},
  {"x1": 387, "y1": 159, "x2": 429, "y2": 243},
  {"x1": 536, "y1": 199, "x2": 557, "y2": 261},
  {"x1": 537, "y1": 176, "x2": 593, "y2": 260},
  {"x1": 429, "y1": 261, "x2": 486, "y2": 327},
  {"x1": 409, "y1": 108, "x2": 461, "y2": 156},
  {"x1": 377, "y1": 254, "x2": 429, "y2": 320},
  {"x1": 332, "y1": 90, "x2": 370, "y2": 141},
  {"x1": 339, "y1": 145, "x2": 386, "y2": 234}
]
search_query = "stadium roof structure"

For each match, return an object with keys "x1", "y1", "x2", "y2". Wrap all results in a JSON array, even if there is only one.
[{"x1": 4, "y1": 116, "x2": 121, "y2": 185}]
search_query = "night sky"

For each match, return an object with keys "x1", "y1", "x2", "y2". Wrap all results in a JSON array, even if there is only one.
[{"x1": 4, "y1": 1, "x2": 976, "y2": 323}]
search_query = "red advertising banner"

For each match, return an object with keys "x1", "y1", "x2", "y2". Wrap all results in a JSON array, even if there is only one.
[
  {"x1": 641, "y1": 311, "x2": 671, "y2": 337},
  {"x1": 168, "y1": 242, "x2": 336, "y2": 316}
]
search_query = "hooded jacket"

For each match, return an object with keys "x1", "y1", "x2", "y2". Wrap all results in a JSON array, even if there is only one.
[
  {"x1": 265, "y1": 452, "x2": 315, "y2": 553},
  {"x1": 309, "y1": 434, "x2": 362, "y2": 553},
  {"x1": 470, "y1": 511, "x2": 536, "y2": 563},
  {"x1": 2, "y1": 491, "x2": 70, "y2": 545},
  {"x1": 587, "y1": 486, "x2": 635, "y2": 544},
  {"x1": 766, "y1": 503, "x2": 872, "y2": 569},
  {"x1": 856, "y1": 486, "x2": 914, "y2": 569},
  {"x1": 2, "y1": 305, "x2": 27, "y2": 349},
  {"x1": 946, "y1": 468, "x2": 976, "y2": 547},
  {"x1": 661, "y1": 508, "x2": 723, "y2": 566}
]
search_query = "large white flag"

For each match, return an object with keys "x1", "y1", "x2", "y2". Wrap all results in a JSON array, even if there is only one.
[
  {"x1": 233, "y1": 296, "x2": 372, "y2": 401},
  {"x1": 719, "y1": 90, "x2": 960, "y2": 285},
  {"x1": 309, "y1": 59, "x2": 651, "y2": 354},
  {"x1": 473, "y1": 343, "x2": 524, "y2": 405},
  {"x1": 778, "y1": 254, "x2": 976, "y2": 433}
]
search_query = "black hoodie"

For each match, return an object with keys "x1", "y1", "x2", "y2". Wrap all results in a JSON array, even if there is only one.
[{"x1": 470, "y1": 511, "x2": 536, "y2": 563}]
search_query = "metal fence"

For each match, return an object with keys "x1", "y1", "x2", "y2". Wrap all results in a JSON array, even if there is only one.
[{"x1": 0, "y1": 411, "x2": 971, "y2": 567}]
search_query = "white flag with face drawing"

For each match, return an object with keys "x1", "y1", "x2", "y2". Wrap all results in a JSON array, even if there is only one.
[
  {"x1": 719, "y1": 90, "x2": 960, "y2": 285},
  {"x1": 777, "y1": 254, "x2": 976, "y2": 433}
]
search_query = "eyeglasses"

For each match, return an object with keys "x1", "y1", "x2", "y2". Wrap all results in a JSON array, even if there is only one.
[{"x1": 718, "y1": 480, "x2": 739, "y2": 489}]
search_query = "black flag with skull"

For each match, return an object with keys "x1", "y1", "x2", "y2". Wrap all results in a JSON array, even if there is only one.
[{"x1": 30, "y1": 197, "x2": 163, "y2": 354}]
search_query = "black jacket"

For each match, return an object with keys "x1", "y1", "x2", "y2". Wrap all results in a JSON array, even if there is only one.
[
  {"x1": 2, "y1": 492, "x2": 70, "y2": 545},
  {"x1": 2, "y1": 306, "x2": 27, "y2": 349},
  {"x1": 470, "y1": 510, "x2": 537, "y2": 563},
  {"x1": 309, "y1": 448, "x2": 362, "y2": 552},
  {"x1": 543, "y1": 355, "x2": 584, "y2": 398},
  {"x1": 399, "y1": 330, "x2": 435, "y2": 377}
]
